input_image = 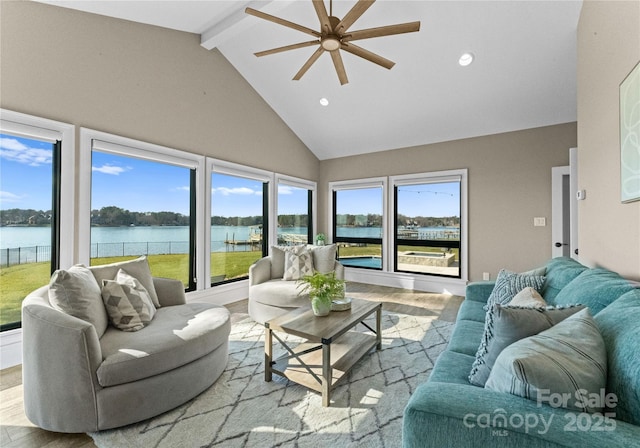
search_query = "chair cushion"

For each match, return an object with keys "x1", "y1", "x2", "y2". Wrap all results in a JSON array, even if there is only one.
[
  {"x1": 249, "y1": 279, "x2": 310, "y2": 308},
  {"x1": 90, "y1": 256, "x2": 160, "y2": 308},
  {"x1": 97, "y1": 303, "x2": 230, "y2": 387},
  {"x1": 309, "y1": 244, "x2": 337, "y2": 273},
  {"x1": 49, "y1": 264, "x2": 108, "y2": 337}
]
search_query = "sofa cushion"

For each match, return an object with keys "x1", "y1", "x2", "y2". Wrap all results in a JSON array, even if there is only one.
[
  {"x1": 468, "y1": 304, "x2": 585, "y2": 387},
  {"x1": 90, "y1": 256, "x2": 160, "y2": 308},
  {"x1": 510, "y1": 286, "x2": 546, "y2": 307},
  {"x1": 541, "y1": 256, "x2": 588, "y2": 302},
  {"x1": 48, "y1": 264, "x2": 108, "y2": 337},
  {"x1": 550, "y1": 268, "x2": 636, "y2": 314},
  {"x1": 485, "y1": 308, "x2": 606, "y2": 413},
  {"x1": 250, "y1": 279, "x2": 310, "y2": 308},
  {"x1": 455, "y1": 299, "x2": 487, "y2": 323},
  {"x1": 484, "y1": 269, "x2": 545, "y2": 311},
  {"x1": 283, "y1": 245, "x2": 314, "y2": 280},
  {"x1": 97, "y1": 302, "x2": 230, "y2": 387},
  {"x1": 594, "y1": 289, "x2": 640, "y2": 425},
  {"x1": 101, "y1": 269, "x2": 156, "y2": 332}
]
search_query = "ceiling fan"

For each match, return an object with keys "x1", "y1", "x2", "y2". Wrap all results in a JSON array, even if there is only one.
[{"x1": 245, "y1": 0, "x2": 420, "y2": 85}]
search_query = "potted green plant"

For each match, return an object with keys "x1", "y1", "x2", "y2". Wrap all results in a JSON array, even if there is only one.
[
  {"x1": 315, "y1": 233, "x2": 326, "y2": 246},
  {"x1": 297, "y1": 271, "x2": 345, "y2": 316}
]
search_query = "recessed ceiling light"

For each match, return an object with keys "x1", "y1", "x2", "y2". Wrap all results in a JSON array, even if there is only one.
[
  {"x1": 319, "y1": 98, "x2": 329, "y2": 106},
  {"x1": 458, "y1": 53, "x2": 474, "y2": 66}
]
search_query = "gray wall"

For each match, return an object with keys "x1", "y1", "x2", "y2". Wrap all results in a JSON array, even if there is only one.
[
  {"x1": 319, "y1": 123, "x2": 578, "y2": 281},
  {"x1": 0, "y1": 1, "x2": 318, "y2": 177},
  {"x1": 577, "y1": 0, "x2": 640, "y2": 280}
]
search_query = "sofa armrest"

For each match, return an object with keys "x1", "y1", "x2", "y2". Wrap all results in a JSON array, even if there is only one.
[
  {"x1": 249, "y1": 257, "x2": 272, "y2": 286},
  {"x1": 404, "y1": 382, "x2": 640, "y2": 448},
  {"x1": 465, "y1": 281, "x2": 495, "y2": 304},
  {"x1": 22, "y1": 296, "x2": 103, "y2": 432},
  {"x1": 153, "y1": 277, "x2": 186, "y2": 307}
]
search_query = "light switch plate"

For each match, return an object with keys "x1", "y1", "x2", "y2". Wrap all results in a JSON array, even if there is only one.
[{"x1": 534, "y1": 217, "x2": 546, "y2": 227}]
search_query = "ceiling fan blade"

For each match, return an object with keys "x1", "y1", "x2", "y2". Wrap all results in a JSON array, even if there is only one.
[
  {"x1": 330, "y1": 50, "x2": 349, "y2": 85},
  {"x1": 245, "y1": 7, "x2": 320, "y2": 38},
  {"x1": 341, "y1": 42, "x2": 395, "y2": 70},
  {"x1": 334, "y1": 0, "x2": 375, "y2": 34},
  {"x1": 312, "y1": 0, "x2": 332, "y2": 33},
  {"x1": 255, "y1": 40, "x2": 319, "y2": 57},
  {"x1": 293, "y1": 47, "x2": 325, "y2": 81},
  {"x1": 342, "y1": 21, "x2": 421, "y2": 42}
]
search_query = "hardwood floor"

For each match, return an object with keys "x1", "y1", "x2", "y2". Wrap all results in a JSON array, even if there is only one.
[{"x1": 0, "y1": 283, "x2": 462, "y2": 447}]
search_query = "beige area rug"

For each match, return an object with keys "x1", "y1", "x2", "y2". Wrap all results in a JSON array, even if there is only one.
[{"x1": 90, "y1": 311, "x2": 453, "y2": 448}]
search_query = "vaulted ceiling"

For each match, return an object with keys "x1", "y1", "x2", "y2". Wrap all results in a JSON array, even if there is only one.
[{"x1": 37, "y1": 0, "x2": 583, "y2": 160}]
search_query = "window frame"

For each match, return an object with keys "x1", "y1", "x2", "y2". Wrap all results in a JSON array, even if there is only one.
[
  {"x1": 0, "y1": 109, "x2": 74, "y2": 331},
  {"x1": 79, "y1": 128, "x2": 206, "y2": 290},
  {"x1": 329, "y1": 177, "x2": 387, "y2": 271},
  {"x1": 389, "y1": 169, "x2": 468, "y2": 282}
]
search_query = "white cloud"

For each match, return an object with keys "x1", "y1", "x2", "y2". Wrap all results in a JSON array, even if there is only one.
[
  {"x1": 278, "y1": 185, "x2": 295, "y2": 195},
  {"x1": 212, "y1": 187, "x2": 258, "y2": 196},
  {"x1": 0, "y1": 190, "x2": 24, "y2": 203},
  {"x1": 173, "y1": 186, "x2": 190, "y2": 192},
  {"x1": 0, "y1": 137, "x2": 52, "y2": 166},
  {"x1": 92, "y1": 164, "x2": 128, "y2": 175}
]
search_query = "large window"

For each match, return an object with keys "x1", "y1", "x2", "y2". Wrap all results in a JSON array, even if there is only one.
[
  {"x1": 210, "y1": 163, "x2": 270, "y2": 285},
  {"x1": 331, "y1": 180, "x2": 385, "y2": 269},
  {"x1": 81, "y1": 131, "x2": 203, "y2": 291},
  {"x1": 276, "y1": 175, "x2": 315, "y2": 246},
  {"x1": 0, "y1": 111, "x2": 73, "y2": 331},
  {"x1": 90, "y1": 149, "x2": 196, "y2": 290},
  {"x1": 392, "y1": 170, "x2": 466, "y2": 279}
]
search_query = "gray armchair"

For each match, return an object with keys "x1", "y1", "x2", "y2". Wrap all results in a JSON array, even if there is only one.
[
  {"x1": 248, "y1": 244, "x2": 344, "y2": 323},
  {"x1": 21, "y1": 259, "x2": 231, "y2": 433}
]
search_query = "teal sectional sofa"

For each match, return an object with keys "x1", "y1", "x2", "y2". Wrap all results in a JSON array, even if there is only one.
[{"x1": 403, "y1": 257, "x2": 640, "y2": 447}]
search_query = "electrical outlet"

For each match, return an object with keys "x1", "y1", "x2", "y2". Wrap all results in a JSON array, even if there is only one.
[
  {"x1": 483, "y1": 272, "x2": 490, "y2": 281},
  {"x1": 534, "y1": 217, "x2": 546, "y2": 227}
]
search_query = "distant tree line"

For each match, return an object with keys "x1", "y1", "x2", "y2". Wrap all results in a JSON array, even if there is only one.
[
  {"x1": 1, "y1": 208, "x2": 52, "y2": 226},
  {"x1": 335, "y1": 214, "x2": 458, "y2": 228},
  {"x1": 2, "y1": 208, "x2": 458, "y2": 228}
]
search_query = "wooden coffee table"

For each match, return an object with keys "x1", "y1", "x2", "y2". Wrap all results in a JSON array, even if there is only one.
[{"x1": 264, "y1": 298, "x2": 382, "y2": 407}]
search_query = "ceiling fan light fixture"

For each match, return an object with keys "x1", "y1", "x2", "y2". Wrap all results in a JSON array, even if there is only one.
[
  {"x1": 458, "y1": 52, "x2": 474, "y2": 66},
  {"x1": 321, "y1": 37, "x2": 341, "y2": 51}
]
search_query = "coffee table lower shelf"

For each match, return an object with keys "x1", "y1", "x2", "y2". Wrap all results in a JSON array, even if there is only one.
[{"x1": 269, "y1": 331, "x2": 378, "y2": 405}]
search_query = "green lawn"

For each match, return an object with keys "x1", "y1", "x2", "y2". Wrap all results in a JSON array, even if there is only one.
[
  {"x1": 0, "y1": 251, "x2": 264, "y2": 326},
  {"x1": 0, "y1": 244, "x2": 458, "y2": 326}
]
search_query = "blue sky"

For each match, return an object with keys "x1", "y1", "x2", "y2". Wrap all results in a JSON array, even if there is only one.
[
  {"x1": 0, "y1": 134, "x2": 54, "y2": 211},
  {"x1": 1, "y1": 134, "x2": 459, "y2": 218}
]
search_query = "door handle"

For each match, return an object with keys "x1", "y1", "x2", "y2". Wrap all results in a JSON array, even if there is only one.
[{"x1": 554, "y1": 242, "x2": 568, "y2": 248}]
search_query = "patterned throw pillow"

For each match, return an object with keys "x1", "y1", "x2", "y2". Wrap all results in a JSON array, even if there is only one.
[
  {"x1": 484, "y1": 269, "x2": 546, "y2": 311},
  {"x1": 485, "y1": 308, "x2": 607, "y2": 413},
  {"x1": 283, "y1": 245, "x2": 314, "y2": 281},
  {"x1": 101, "y1": 269, "x2": 156, "y2": 332}
]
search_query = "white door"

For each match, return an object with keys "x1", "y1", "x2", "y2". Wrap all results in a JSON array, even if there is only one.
[{"x1": 551, "y1": 148, "x2": 579, "y2": 259}]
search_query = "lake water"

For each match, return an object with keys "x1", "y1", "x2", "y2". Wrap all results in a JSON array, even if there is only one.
[{"x1": 0, "y1": 225, "x2": 458, "y2": 265}]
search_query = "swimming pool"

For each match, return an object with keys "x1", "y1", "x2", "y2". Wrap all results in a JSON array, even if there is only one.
[{"x1": 339, "y1": 256, "x2": 382, "y2": 269}]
